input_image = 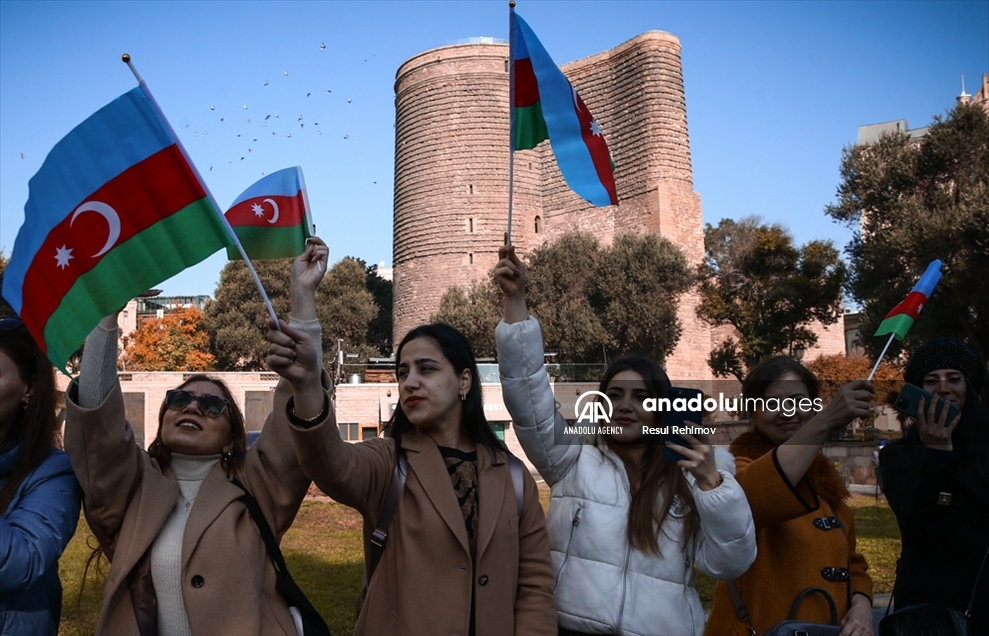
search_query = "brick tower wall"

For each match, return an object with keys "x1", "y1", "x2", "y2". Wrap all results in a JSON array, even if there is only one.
[{"x1": 392, "y1": 32, "x2": 713, "y2": 379}]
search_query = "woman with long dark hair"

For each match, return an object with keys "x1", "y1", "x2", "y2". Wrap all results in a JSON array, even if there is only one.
[
  {"x1": 64, "y1": 239, "x2": 329, "y2": 635},
  {"x1": 282, "y1": 320, "x2": 557, "y2": 635},
  {"x1": 0, "y1": 316, "x2": 82, "y2": 635},
  {"x1": 705, "y1": 356, "x2": 875, "y2": 636},
  {"x1": 494, "y1": 246, "x2": 756, "y2": 636},
  {"x1": 879, "y1": 337, "x2": 989, "y2": 632}
]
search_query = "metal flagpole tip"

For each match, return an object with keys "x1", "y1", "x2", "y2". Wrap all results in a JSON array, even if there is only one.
[
  {"x1": 121, "y1": 53, "x2": 131, "y2": 63},
  {"x1": 509, "y1": 1, "x2": 515, "y2": 7}
]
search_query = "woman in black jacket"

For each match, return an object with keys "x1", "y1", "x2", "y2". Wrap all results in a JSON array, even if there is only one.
[{"x1": 879, "y1": 337, "x2": 989, "y2": 632}]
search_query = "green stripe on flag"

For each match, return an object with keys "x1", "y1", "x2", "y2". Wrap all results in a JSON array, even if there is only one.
[
  {"x1": 226, "y1": 224, "x2": 308, "y2": 261},
  {"x1": 874, "y1": 313, "x2": 914, "y2": 341},
  {"x1": 514, "y1": 102, "x2": 549, "y2": 150},
  {"x1": 43, "y1": 199, "x2": 228, "y2": 367}
]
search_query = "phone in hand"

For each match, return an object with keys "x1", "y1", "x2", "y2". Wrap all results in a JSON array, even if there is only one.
[
  {"x1": 893, "y1": 383, "x2": 960, "y2": 427},
  {"x1": 663, "y1": 387, "x2": 703, "y2": 461}
]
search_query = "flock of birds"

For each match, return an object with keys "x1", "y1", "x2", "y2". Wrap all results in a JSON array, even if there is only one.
[{"x1": 185, "y1": 42, "x2": 377, "y2": 179}]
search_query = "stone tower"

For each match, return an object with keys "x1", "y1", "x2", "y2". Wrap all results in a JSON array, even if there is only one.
[{"x1": 393, "y1": 32, "x2": 713, "y2": 380}]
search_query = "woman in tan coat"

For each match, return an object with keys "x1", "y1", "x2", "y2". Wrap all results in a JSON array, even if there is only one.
[
  {"x1": 277, "y1": 322, "x2": 557, "y2": 635},
  {"x1": 65, "y1": 239, "x2": 333, "y2": 635},
  {"x1": 704, "y1": 356, "x2": 875, "y2": 636}
]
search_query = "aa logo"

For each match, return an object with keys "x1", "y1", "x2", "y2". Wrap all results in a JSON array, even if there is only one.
[{"x1": 574, "y1": 391, "x2": 613, "y2": 425}]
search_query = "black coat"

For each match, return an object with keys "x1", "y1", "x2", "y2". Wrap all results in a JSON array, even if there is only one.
[{"x1": 879, "y1": 436, "x2": 989, "y2": 631}]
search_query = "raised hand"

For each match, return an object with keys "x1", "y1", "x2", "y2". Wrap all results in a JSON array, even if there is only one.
[
  {"x1": 667, "y1": 431, "x2": 722, "y2": 491},
  {"x1": 265, "y1": 319, "x2": 319, "y2": 386},
  {"x1": 291, "y1": 237, "x2": 329, "y2": 320},
  {"x1": 819, "y1": 379, "x2": 874, "y2": 432},
  {"x1": 494, "y1": 236, "x2": 528, "y2": 324},
  {"x1": 915, "y1": 395, "x2": 961, "y2": 451}
]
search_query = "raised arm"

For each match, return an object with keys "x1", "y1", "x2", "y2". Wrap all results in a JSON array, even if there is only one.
[
  {"x1": 64, "y1": 310, "x2": 147, "y2": 551},
  {"x1": 270, "y1": 240, "x2": 394, "y2": 513},
  {"x1": 494, "y1": 243, "x2": 581, "y2": 485}
]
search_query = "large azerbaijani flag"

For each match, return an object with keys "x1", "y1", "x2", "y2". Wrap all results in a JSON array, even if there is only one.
[
  {"x1": 511, "y1": 10, "x2": 618, "y2": 207},
  {"x1": 225, "y1": 166, "x2": 312, "y2": 260},
  {"x1": 874, "y1": 259, "x2": 943, "y2": 340},
  {"x1": 1, "y1": 87, "x2": 230, "y2": 369}
]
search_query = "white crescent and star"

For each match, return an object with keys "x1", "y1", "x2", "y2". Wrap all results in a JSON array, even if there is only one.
[
  {"x1": 249, "y1": 198, "x2": 280, "y2": 224},
  {"x1": 55, "y1": 200, "x2": 121, "y2": 269}
]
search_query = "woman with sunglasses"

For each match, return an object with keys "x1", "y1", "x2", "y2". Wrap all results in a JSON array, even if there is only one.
[
  {"x1": 64, "y1": 238, "x2": 329, "y2": 635},
  {"x1": 1, "y1": 316, "x2": 82, "y2": 635}
]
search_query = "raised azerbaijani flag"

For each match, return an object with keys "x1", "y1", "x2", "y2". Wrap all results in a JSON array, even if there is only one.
[
  {"x1": 511, "y1": 10, "x2": 618, "y2": 207},
  {"x1": 0, "y1": 87, "x2": 230, "y2": 370},
  {"x1": 874, "y1": 260, "x2": 943, "y2": 340},
  {"x1": 224, "y1": 166, "x2": 312, "y2": 260}
]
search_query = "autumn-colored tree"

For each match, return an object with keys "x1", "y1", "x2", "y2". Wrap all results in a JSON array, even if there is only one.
[
  {"x1": 806, "y1": 354, "x2": 902, "y2": 427},
  {"x1": 0, "y1": 249, "x2": 13, "y2": 317},
  {"x1": 122, "y1": 307, "x2": 215, "y2": 371}
]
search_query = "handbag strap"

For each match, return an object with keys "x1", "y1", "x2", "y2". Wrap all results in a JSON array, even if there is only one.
[
  {"x1": 231, "y1": 478, "x2": 332, "y2": 636},
  {"x1": 508, "y1": 452, "x2": 525, "y2": 518},
  {"x1": 964, "y1": 542, "x2": 989, "y2": 617},
  {"x1": 726, "y1": 579, "x2": 759, "y2": 636},
  {"x1": 789, "y1": 586, "x2": 839, "y2": 625},
  {"x1": 367, "y1": 448, "x2": 409, "y2": 582}
]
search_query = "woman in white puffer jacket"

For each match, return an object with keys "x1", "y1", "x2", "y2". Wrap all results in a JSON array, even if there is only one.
[{"x1": 493, "y1": 245, "x2": 756, "y2": 636}]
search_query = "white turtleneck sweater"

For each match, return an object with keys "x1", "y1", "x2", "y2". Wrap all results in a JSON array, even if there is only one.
[{"x1": 151, "y1": 453, "x2": 219, "y2": 635}]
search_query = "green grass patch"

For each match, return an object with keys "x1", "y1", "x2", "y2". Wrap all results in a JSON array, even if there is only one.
[{"x1": 57, "y1": 488, "x2": 901, "y2": 632}]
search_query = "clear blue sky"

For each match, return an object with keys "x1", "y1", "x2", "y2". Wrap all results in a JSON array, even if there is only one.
[{"x1": 2, "y1": 1, "x2": 987, "y2": 298}]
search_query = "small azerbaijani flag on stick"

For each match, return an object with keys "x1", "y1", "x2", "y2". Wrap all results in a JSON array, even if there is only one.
[
  {"x1": 874, "y1": 259, "x2": 943, "y2": 340},
  {"x1": 1, "y1": 86, "x2": 230, "y2": 370},
  {"x1": 224, "y1": 167, "x2": 313, "y2": 260},
  {"x1": 511, "y1": 10, "x2": 618, "y2": 207}
]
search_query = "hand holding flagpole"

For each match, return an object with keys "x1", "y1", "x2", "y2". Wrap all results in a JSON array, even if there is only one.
[
  {"x1": 122, "y1": 54, "x2": 281, "y2": 331},
  {"x1": 867, "y1": 259, "x2": 942, "y2": 380}
]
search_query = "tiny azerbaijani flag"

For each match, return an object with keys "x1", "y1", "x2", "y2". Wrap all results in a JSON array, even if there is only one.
[
  {"x1": 224, "y1": 167, "x2": 313, "y2": 260},
  {"x1": 874, "y1": 260, "x2": 943, "y2": 340},
  {"x1": 1, "y1": 87, "x2": 230, "y2": 370},
  {"x1": 511, "y1": 10, "x2": 618, "y2": 207}
]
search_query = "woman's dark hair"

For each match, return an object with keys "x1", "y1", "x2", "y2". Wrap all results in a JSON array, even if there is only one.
[
  {"x1": 0, "y1": 320, "x2": 61, "y2": 514},
  {"x1": 741, "y1": 355, "x2": 820, "y2": 419},
  {"x1": 147, "y1": 374, "x2": 247, "y2": 477},
  {"x1": 598, "y1": 356, "x2": 699, "y2": 555},
  {"x1": 388, "y1": 323, "x2": 506, "y2": 456}
]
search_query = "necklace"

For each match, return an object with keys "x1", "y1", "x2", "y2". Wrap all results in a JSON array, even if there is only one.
[{"x1": 178, "y1": 491, "x2": 196, "y2": 511}]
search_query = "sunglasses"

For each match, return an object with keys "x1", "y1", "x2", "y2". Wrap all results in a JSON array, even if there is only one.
[
  {"x1": 164, "y1": 389, "x2": 230, "y2": 418},
  {"x1": 0, "y1": 316, "x2": 26, "y2": 330}
]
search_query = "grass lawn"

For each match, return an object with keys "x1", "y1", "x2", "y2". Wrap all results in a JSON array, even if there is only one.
[{"x1": 57, "y1": 488, "x2": 900, "y2": 635}]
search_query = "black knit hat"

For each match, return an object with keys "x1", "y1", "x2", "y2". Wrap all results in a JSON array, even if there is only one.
[{"x1": 904, "y1": 337, "x2": 986, "y2": 393}]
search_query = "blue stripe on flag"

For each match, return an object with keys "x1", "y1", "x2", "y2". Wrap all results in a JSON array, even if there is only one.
[
  {"x1": 514, "y1": 14, "x2": 612, "y2": 207},
  {"x1": 4, "y1": 87, "x2": 173, "y2": 312},
  {"x1": 229, "y1": 167, "x2": 303, "y2": 207}
]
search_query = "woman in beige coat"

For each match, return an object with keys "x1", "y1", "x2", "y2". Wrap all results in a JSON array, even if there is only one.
[
  {"x1": 275, "y1": 322, "x2": 557, "y2": 635},
  {"x1": 65, "y1": 239, "x2": 334, "y2": 635}
]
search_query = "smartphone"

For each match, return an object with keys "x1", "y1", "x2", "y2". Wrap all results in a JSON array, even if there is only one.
[
  {"x1": 893, "y1": 383, "x2": 960, "y2": 426},
  {"x1": 663, "y1": 387, "x2": 703, "y2": 461}
]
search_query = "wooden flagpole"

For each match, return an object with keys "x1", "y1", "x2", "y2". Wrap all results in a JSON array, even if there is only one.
[{"x1": 121, "y1": 54, "x2": 281, "y2": 330}]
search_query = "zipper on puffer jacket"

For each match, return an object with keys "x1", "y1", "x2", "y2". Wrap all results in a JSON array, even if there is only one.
[
  {"x1": 615, "y1": 540, "x2": 632, "y2": 634},
  {"x1": 553, "y1": 506, "x2": 582, "y2": 592}
]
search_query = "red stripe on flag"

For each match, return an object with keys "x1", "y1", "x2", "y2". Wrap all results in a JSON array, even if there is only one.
[
  {"x1": 225, "y1": 192, "x2": 306, "y2": 228},
  {"x1": 514, "y1": 57, "x2": 541, "y2": 108},
  {"x1": 20, "y1": 145, "x2": 207, "y2": 334},
  {"x1": 883, "y1": 291, "x2": 927, "y2": 320},
  {"x1": 573, "y1": 92, "x2": 618, "y2": 205}
]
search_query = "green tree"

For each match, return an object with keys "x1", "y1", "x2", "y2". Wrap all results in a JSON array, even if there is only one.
[
  {"x1": 696, "y1": 217, "x2": 847, "y2": 381},
  {"x1": 591, "y1": 233, "x2": 692, "y2": 365},
  {"x1": 365, "y1": 263, "x2": 393, "y2": 356},
  {"x1": 825, "y1": 102, "x2": 989, "y2": 367},
  {"x1": 431, "y1": 279, "x2": 501, "y2": 359},
  {"x1": 431, "y1": 230, "x2": 692, "y2": 366},
  {"x1": 0, "y1": 250, "x2": 12, "y2": 317},
  {"x1": 204, "y1": 257, "x2": 379, "y2": 370}
]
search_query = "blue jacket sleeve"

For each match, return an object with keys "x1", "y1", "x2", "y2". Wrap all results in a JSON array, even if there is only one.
[{"x1": 0, "y1": 450, "x2": 82, "y2": 592}]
